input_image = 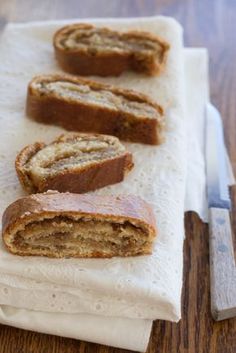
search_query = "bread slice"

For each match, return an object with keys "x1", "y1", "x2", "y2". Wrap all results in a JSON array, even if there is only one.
[
  {"x1": 2, "y1": 192, "x2": 157, "y2": 258},
  {"x1": 15, "y1": 133, "x2": 133, "y2": 194},
  {"x1": 53, "y1": 23, "x2": 170, "y2": 76},
  {"x1": 26, "y1": 74, "x2": 164, "y2": 145}
]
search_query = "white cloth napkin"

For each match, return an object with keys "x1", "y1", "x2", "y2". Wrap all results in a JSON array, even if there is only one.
[
  {"x1": 0, "y1": 17, "x2": 185, "y2": 322},
  {"x1": 0, "y1": 17, "x2": 233, "y2": 352}
]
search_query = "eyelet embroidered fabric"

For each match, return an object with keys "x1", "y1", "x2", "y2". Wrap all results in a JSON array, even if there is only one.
[{"x1": 0, "y1": 17, "x2": 186, "y2": 322}]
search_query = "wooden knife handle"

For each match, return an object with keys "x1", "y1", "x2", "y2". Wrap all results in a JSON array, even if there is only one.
[{"x1": 209, "y1": 207, "x2": 236, "y2": 320}]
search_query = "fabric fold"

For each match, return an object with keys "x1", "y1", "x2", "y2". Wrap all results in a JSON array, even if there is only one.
[{"x1": 0, "y1": 306, "x2": 152, "y2": 352}]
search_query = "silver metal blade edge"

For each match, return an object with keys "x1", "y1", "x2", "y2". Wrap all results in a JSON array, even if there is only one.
[{"x1": 205, "y1": 103, "x2": 231, "y2": 209}]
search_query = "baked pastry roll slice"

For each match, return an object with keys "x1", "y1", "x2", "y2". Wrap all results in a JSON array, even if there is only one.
[
  {"x1": 27, "y1": 74, "x2": 164, "y2": 145},
  {"x1": 2, "y1": 192, "x2": 157, "y2": 258},
  {"x1": 53, "y1": 23, "x2": 170, "y2": 76},
  {"x1": 15, "y1": 133, "x2": 133, "y2": 194}
]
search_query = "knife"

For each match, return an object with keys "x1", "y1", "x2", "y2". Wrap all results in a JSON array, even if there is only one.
[{"x1": 205, "y1": 103, "x2": 236, "y2": 321}]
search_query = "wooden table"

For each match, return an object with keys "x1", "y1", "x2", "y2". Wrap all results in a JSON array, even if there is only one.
[{"x1": 0, "y1": 0, "x2": 236, "y2": 352}]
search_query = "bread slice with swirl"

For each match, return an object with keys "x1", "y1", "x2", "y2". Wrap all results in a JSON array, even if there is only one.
[
  {"x1": 53, "y1": 23, "x2": 170, "y2": 76},
  {"x1": 15, "y1": 133, "x2": 133, "y2": 194},
  {"x1": 2, "y1": 192, "x2": 157, "y2": 258},
  {"x1": 26, "y1": 74, "x2": 164, "y2": 145}
]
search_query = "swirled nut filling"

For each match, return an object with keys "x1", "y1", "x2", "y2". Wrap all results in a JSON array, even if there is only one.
[
  {"x1": 59, "y1": 27, "x2": 165, "y2": 56},
  {"x1": 12, "y1": 216, "x2": 151, "y2": 258},
  {"x1": 22, "y1": 134, "x2": 129, "y2": 190},
  {"x1": 33, "y1": 80, "x2": 159, "y2": 120},
  {"x1": 2, "y1": 193, "x2": 157, "y2": 258}
]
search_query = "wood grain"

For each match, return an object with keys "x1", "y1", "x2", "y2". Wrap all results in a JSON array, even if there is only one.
[{"x1": 0, "y1": 0, "x2": 236, "y2": 352}]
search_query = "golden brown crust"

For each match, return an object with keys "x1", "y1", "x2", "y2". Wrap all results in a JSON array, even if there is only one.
[
  {"x1": 26, "y1": 74, "x2": 164, "y2": 145},
  {"x1": 2, "y1": 192, "x2": 157, "y2": 258},
  {"x1": 15, "y1": 133, "x2": 133, "y2": 194},
  {"x1": 15, "y1": 142, "x2": 45, "y2": 193},
  {"x1": 53, "y1": 23, "x2": 170, "y2": 76}
]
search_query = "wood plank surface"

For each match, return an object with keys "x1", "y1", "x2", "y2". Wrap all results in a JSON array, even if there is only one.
[{"x1": 0, "y1": 0, "x2": 236, "y2": 352}]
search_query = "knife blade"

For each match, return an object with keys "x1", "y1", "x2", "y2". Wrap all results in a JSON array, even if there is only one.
[
  {"x1": 205, "y1": 103, "x2": 236, "y2": 321},
  {"x1": 206, "y1": 103, "x2": 231, "y2": 209}
]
